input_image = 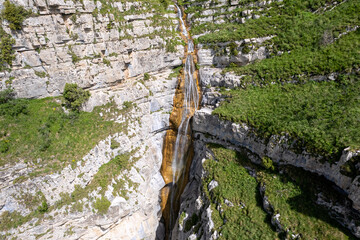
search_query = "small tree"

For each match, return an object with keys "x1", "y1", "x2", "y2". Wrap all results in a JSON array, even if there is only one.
[
  {"x1": 0, "y1": 88, "x2": 14, "y2": 104},
  {"x1": 63, "y1": 83, "x2": 90, "y2": 112},
  {"x1": 1, "y1": 0, "x2": 31, "y2": 30}
]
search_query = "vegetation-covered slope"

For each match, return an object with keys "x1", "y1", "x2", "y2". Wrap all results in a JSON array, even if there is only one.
[
  {"x1": 203, "y1": 144, "x2": 355, "y2": 239},
  {"x1": 183, "y1": 0, "x2": 360, "y2": 158}
]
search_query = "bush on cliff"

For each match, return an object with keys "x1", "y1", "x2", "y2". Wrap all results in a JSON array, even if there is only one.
[
  {"x1": 1, "y1": 0, "x2": 31, "y2": 30},
  {"x1": 0, "y1": 26, "x2": 15, "y2": 71},
  {"x1": 63, "y1": 83, "x2": 91, "y2": 112}
]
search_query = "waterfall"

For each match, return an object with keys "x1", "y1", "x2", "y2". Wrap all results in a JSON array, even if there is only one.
[{"x1": 159, "y1": 4, "x2": 201, "y2": 239}]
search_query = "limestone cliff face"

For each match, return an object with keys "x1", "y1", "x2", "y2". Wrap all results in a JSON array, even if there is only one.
[
  {"x1": 0, "y1": 0, "x2": 182, "y2": 98},
  {"x1": 0, "y1": 70, "x2": 179, "y2": 239},
  {"x1": 0, "y1": 1, "x2": 184, "y2": 239}
]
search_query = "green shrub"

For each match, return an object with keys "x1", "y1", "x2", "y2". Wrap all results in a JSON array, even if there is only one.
[
  {"x1": 103, "y1": 58, "x2": 111, "y2": 66},
  {"x1": 122, "y1": 101, "x2": 132, "y2": 109},
  {"x1": 0, "y1": 88, "x2": 14, "y2": 104},
  {"x1": 0, "y1": 26, "x2": 15, "y2": 70},
  {"x1": 144, "y1": 73, "x2": 150, "y2": 81},
  {"x1": 63, "y1": 83, "x2": 90, "y2": 112},
  {"x1": 262, "y1": 156, "x2": 275, "y2": 171},
  {"x1": 110, "y1": 139, "x2": 120, "y2": 149},
  {"x1": 0, "y1": 99, "x2": 28, "y2": 116},
  {"x1": 0, "y1": 140, "x2": 9, "y2": 153},
  {"x1": 340, "y1": 156, "x2": 360, "y2": 179},
  {"x1": 229, "y1": 42, "x2": 239, "y2": 56},
  {"x1": 37, "y1": 201, "x2": 48, "y2": 213},
  {"x1": 38, "y1": 123, "x2": 51, "y2": 151},
  {"x1": 93, "y1": 196, "x2": 111, "y2": 214},
  {"x1": 159, "y1": 0, "x2": 169, "y2": 9},
  {"x1": 1, "y1": 0, "x2": 31, "y2": 30},
  {"x1": 35, "y1": 71, "x2": 47, "y2": 78}
]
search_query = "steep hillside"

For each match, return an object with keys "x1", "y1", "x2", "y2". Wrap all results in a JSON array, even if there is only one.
[
  {"x1": 172, "y1": 0, "x2": 360, "y2": 239},
  {"x1": 0, "y1": 0, "x2": 183, "y2": 239}
]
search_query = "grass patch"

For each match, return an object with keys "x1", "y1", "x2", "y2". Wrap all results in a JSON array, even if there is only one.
[
  {"x1": 54, "y1": 150, "x2": 139, "y2": 211},
  {"x1": 0, "y1": 97, "x2": 132, "y2": 176},
  {"x1": 93, "y1": 196, "x2": 111, "y2": 215},
  {"x1": 195, "y1": 0, "x2": 359, "y2": 52},
  {"x1": 213, "y1": 76, "x2": 360, "y2": 158},
  {"x1": 203, "y1": 145, "x2": 277, "y2": 239},
  {"x1": 226, "y1": 30, "x2": 360, "y2": 85},
  {"x1": 204, "y1": 144, "x2": 355, "y2": 239},
  {"x1": 257, "y1": 167, "x2": 356, "y2": 239}
]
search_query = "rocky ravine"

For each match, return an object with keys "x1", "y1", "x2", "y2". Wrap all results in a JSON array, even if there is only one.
[
  {"x1": 168, "y1": 0, "x2": 360, "y2": 237},
  {"x1": 170, "y1": 70, "x2": 360, "y2": 239},
  {"x1": 170, "y1": 44, "x2": 360, "y2": 240},
  {"x1": 0, "y1": 0, "x2": 184, "y2": 239}
]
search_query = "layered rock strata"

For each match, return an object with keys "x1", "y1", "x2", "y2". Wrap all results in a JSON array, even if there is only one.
[
  {"x1": 0, "y1": 0, "x2": 182, "y2": 98},
  {"x1": 0, "y1": 69, "x2": 179, "y2": 239}
]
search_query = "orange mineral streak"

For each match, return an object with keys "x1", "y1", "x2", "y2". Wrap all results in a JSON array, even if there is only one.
[{"x1": 160, "y1": 5, "x2": 201, "y2": 239}]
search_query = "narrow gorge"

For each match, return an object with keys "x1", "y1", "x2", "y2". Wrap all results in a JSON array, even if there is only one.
[
  {"x1": 159, "y1": 5, "x2": 200, "y2": 239},
  {"x1": 0, "y1": 0, "x2": 359, "y2": 239}
]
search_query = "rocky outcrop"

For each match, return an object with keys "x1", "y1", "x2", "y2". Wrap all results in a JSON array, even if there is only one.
[
  {"x1": 170, "y1": 141, "x2": 216, "y2": 240},
  {"x1": 191, "y1": 109, "x2": 360, "y2": 237},
  {"x1": 197, "y1": 37, "x2": 272, "y2": 68},
  {"x1": 0, "y1": 56, "x2": 179, "y2": 239},
  {"x1": 193, "y1": 109, "x2": 360, "y2": 210},
  {"x1": 0, "y1": 0, "x2": 182, "y2": 99}
]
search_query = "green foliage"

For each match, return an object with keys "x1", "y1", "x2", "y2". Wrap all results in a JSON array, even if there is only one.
[
  {"x1": 167, "y1": 65, "x2": 182, "y2": 80},
  {"x1": 0, "y1": 99, "x2": 137, "y2": 229},
  {"x1": 0, "y1": 26, "x2": 15, "y2": 71},
  {"x1": 227, "y1": 30, "x2": 360, "y2": 85},
  {"x1": 0, "y1": 98, "x2": 130, "y2": 179},
  {"x1": 122, "y1": 101, "x2": 133, "y2": 109},
  {"x1": 262, "y1": 156, "x2": 275, "y2": 171},
  {"x1": 196, "y1": 0, "x2": 359, "y2": 52},
  {"x1": 159, "y1": 0, "x2": 170, "y2": 9},
  {"x1": 54, "y1": 150, "x2": 137, "y2": 213},
  {"x1": 0, "y1": 192, "x2": 48, "y2": 231},
  {"x1": 1, "y1": 0, "x2": 31, "y2": 30},
  {"x1": 229, "y1": 42, "x2": 238, "y2": 56},
  {"x1": 68, "y1": 46, "x2": 80, "y2": 63},
  {"x1": 102, "y1": 58, "x2": 111, "y2": 66},
  {"x1": 63, "y1": 83, "x2": 90, "y2": 112},
  {"x1": 0, "y1": 88, "x2": 28, "y2": 117},
  {"x1": 166, "y1": 39, "x2": 177, "y2": 52},
  {"x1": 0, "y1": 211, "x2": 31, "y2": 231},
  {"x1": 203, "y1": 145, "x2": 278, "y2": 239},
  {"x1": 257, "y1": 166, "x2": 355, "y2": 239},
  {"x1": 143, "y1": 73, "x2": 150, "y2": 81},
  {"x1": 0, "y1": 88, "x2": 14, "y2": 104},
  {"x1": 0, "y1": 140, "x2": 9, "y2": 153},
  {"x1": 214, "y1": 76, "x2": 360, "y2": 159},
  {"x1": 93, "y1": 196, "x2": 111, "y2": 215},
  {"x1": 205, "y1": 144, "x2": 354, "y2": 239},
  {"x1": 0, "y1": 99, "x2": 28, "y2": 116},
  {"x1": 37, "y1": 201, "x2": 48, "y2": 213},
  {"x1": 110, "y1": 139, "x2": 120, "y2": 149},
  {"x1": 35, "y1": 71, "x2": 48, "y2": 78}
]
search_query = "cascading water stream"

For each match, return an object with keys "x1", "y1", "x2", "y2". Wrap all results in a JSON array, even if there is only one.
[{"x1": 159, "y1": 4, "x2": 201, "y2": 239}]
